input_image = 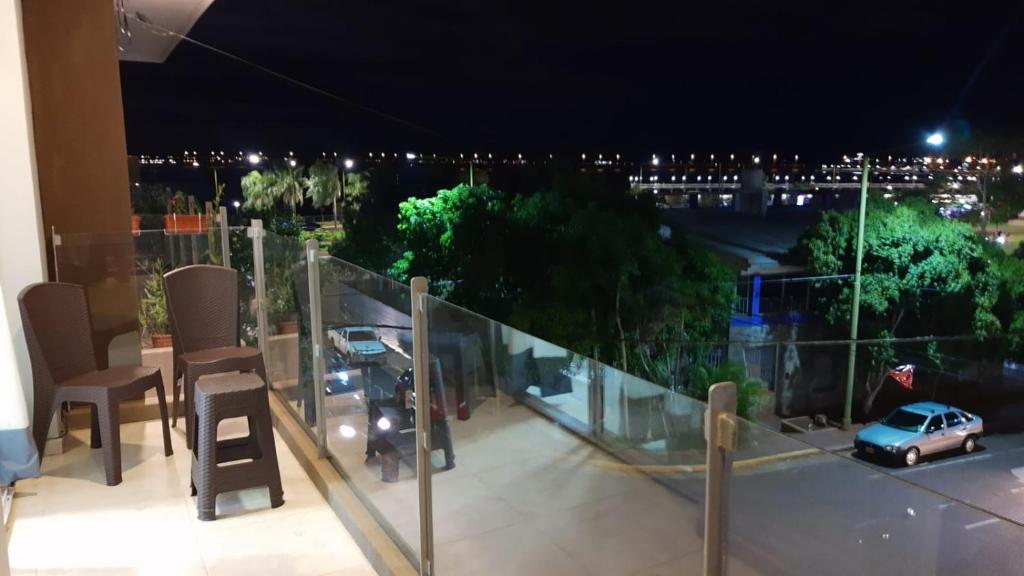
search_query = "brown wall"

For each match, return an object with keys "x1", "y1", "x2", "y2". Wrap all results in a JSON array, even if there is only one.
[{"x1": 21, "y1": 0, "x2": 137, "y2": 366}]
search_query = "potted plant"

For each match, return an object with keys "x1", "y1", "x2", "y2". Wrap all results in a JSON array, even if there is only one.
[
  {"x1": 139, "y1": 259, "x2": 172, "y2": 348},
  {"x1": 163, "y1": 191, "x2": 208, "y2": 234},
  {"x1": 268, "y1": 264, "x2": 298, "y2": 334}
]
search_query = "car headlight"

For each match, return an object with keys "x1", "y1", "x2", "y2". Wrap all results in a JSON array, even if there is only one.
[
  {"x1": 884, "y1": 445, "x2": 897, "y2": 452},
  {"x1": 376, "y1": 417, "x2": 391, "y2": 431}
]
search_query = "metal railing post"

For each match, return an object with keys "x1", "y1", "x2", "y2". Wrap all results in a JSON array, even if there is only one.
[
  {"x1": 218, "y1": 206, "x2": 231, "y2": 268},
  {"x1": 589, "y1": 361, "x2": 605, "y2": 438},
  {"x1": 411, "y1": 276, "x2": 434, "y2": 576},
  {"x1": 249, "y1": 220, "x2": 270, "y2": 364},
  {"x1": 704, "y1": 381, "x2": 737, "y2": 576},
  {"x1": 306, "y1": 239, "x2": 328, "y2": 457}
]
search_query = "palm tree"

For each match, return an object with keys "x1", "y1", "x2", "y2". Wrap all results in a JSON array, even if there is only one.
[
  {"x1": 272, "y1": 163, "x2": 305, "y2": 213},
  {"x1": 241, "y1": 170, "x2": 277, "y2": 212},
  {"x1": 342, "y1": 172, "x2": 370, "y2": 216},
  {"x1": 304, "y1": 160, "x2": 341, "y2": 221}
]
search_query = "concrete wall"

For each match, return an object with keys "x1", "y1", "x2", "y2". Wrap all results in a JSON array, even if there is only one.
[{"x1": 0, "y1": 0, "x2": 47, "y2": 420}]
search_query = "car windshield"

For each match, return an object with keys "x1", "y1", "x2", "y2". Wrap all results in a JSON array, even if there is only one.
[
  {"x1": 882, "y1": 409, "x2": 928, "y2": 431},
  {"x1": 349, "y1": 331, "x2": 377, "y2": 342}
]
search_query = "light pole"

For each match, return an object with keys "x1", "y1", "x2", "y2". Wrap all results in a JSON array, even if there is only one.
[{"x1": 841, "y1": 156, "x2": 871, "y2": 429}]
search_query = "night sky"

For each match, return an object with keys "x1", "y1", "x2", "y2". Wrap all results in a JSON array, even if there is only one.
[{"x1": 120, "y1": 0, "x2": 1024, "y2": 159}]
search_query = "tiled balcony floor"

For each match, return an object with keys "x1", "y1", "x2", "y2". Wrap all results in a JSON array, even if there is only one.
[{"x1": 6, "y1": 418, "x2": 376, "y2": 576}]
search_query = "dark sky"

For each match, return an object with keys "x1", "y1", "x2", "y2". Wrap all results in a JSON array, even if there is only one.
[{"x1": 120, "y1": 0, "x2": 1024, "y2": 159}]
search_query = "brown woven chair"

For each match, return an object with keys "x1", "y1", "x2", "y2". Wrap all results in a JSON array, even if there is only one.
[
  {"x1": 18, "y1": 283, "x2": 173, "y2": 486},
  {"x1": 164, "y1": 265, "x2": 267, "y2": 449}
]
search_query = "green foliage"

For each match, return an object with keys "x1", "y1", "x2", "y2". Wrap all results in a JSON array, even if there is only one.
[
  {"x1": 273, "y1": 163, "x2": 306, "y2": 212},
  {"x1": 986, "y1": 174, "x2": 1024, "y2": 225},
  {"x1": 242, "y1": 164, "x2": 306, "y2": 214},
  {"x1": 388, "y1": 172, "x2": 735, "y2": 382},
  {"x1": 167, "y1": 191, "x2": 191, "y2": 215},
  {"x1": 304, "y1": 160, "x2": 341, "y2": 210},
  {"x1": 798, "y1": 198, "x2": 1000, "y2": 340},
  {"x1": 687, "y1": 361, "x2": 768, "y2": 420},
  {"x1": 795, "y1": 197, "x2": 1004, "y2": 407},
  {"x1": 138, "y1": 259, "x2": 169, "y2": 336},
  {"x1": 299, "y1": 227, "x2": 345, "y2": 252},
  {"x1": 241, "y1": 170, "x2": 277, "y2": 212}
]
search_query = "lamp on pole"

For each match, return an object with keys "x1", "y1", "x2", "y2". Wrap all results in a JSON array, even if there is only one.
[{"x1": 841, "y1": 156, "x2": 871, "y2": 429}]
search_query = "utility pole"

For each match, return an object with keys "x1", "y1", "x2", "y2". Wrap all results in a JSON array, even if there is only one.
[{"x1": 842, "y1": 156, "x2": 870, "y2": 429}]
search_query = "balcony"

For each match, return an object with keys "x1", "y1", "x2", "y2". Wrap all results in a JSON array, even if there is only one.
[{"x1": 4, "y1": 217, "x2": 1020, "y2": 576}]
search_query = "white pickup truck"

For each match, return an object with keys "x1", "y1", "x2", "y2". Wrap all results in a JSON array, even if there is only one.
[{"x1": 329, "y1": 326, "x2": 387, "y2": 364}]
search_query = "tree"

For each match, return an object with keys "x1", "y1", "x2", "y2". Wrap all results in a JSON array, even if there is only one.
[
  {"x1": 241, "y1": 170, "x2": 277, "y2": 212},
  {"x1": 388, "y1": 172, "x2": 735, "y2": 381},
  {"x1": 272, "y1": 163, "x2": 305, "y2": 213},
  {"x1": 795, "y1": 197, "x2": 1001, "y2": 416},
  {"x1": 304, "y1": 160, "x2": 341, "y2": 216}
]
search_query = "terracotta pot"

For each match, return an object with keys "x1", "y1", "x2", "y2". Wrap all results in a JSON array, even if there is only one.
[
  {"x1": 163, "y1": 214, "x2": 208, "y2": 234},
  {"x1": 131, "y1": 215, "x2": 142, "y2": 236},
  {"x1": 275, "y1": 320, "x2": 299, "y2": 334},
  {"x1": 151, "y1": 334, "x2": 173, "y2": 348}
]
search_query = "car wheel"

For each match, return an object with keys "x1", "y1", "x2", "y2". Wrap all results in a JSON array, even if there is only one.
[
  {"x1": 904, "y1": 447, "x2": 920, "y2": 467},
  {"x1": 963, "y1": 435, "x2": 977, "y2": 454}
]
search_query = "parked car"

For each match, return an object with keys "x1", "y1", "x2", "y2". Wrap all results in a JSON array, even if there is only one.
[
  {"x1": 855, "y1": 402, "x2": 983, "y2": 466},
  {"x1": 329, "y1": 326, "x2": 387, "y2": 364}
]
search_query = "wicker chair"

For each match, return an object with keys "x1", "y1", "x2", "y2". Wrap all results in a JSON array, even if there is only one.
[
  {"x1": 164, "y1": 265, "x2": 267, "y2": 449},
  {"x1": 18, "y1": 283, "x2": 172, "y2": 486}
]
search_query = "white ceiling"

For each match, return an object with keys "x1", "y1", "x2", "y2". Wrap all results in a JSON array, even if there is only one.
[{"x1": 117, "y1": 0, "x2": 215, "y2": 63}]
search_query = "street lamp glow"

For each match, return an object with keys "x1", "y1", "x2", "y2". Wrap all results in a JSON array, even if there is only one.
[
  {"x1": 406, "y1": 152, "x2": 417, "y2": 160},
  {"x1": 344, "y1": 159, "x2": 354, "y2": 169},
  {"x1": 232, "y1": 200, "x2": 241, "y2": 208},
  {"x1": 1013, "y1": 164, "x2": 1024, "y2": 175},
  {"x1": 651, "y1": 155, "x2": 659, "y2": 166},
  {"x1": 247, "y1": 153, "x2": 261, "y2": 165},
  {"x1": 926, "y1": 132, "x2": 945, "y2": 146},
  {"x1": 288, "y1": 159, "x2": 297, "y2": 167}
]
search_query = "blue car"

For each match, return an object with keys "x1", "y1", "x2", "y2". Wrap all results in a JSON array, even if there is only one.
[{"x1": 855, "y1": 402, "x2": 983, "y2": 466}]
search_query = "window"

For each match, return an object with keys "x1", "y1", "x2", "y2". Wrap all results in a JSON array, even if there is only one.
[
  {"x1": 348, "y1": 330, "x2": 377, "y2": 342},
  {"x1": 882, "y1": 409, "x2": 927, "y2": 431},
  {"x1": 959, "y1": 411, "x2": 975, "y2": 422},
  {"x1": 944, "y1": 412, "x2": 962, "y2": 427},
  {"x1": 925, "y1": 416, "x2": 944, "y2": 433}
]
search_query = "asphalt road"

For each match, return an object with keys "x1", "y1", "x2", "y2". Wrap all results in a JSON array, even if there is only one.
[
  {"x1": 660, "y1": 432, "x2": 1024, "y2": 575},
  {"x1": 850, "y1": 431, "x2": 1024, "y2": 526}
]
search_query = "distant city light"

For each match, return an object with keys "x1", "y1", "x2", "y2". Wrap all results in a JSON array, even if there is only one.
[
  {"x1": 247, "y1": 153, "x2": 260, "y2": 165},
  {"x1": 406, "y1": 152, "x2": 417, "y2": 160},
  {"x1": 1012, "y1": 165, "x2": 1023, "y2": 175},
  {"x1": 288, "y1": 159, "x2": 297, "y2": 167},
  {"x1": 753, "y1": 156, "x2": 761, "y2": 165},
  {"x1": 191, "y1": 160, "x2": 199, "y2": 167},
  {"x1": 232, "y1": 200, "x2": 241, "y2": 208},
  {"x1": 651, "y1": 155, "x2": 659, "y2": 166},
  {"x1": 926, "y1": 132, "x2": 945, "y2": 146},
  {"x1": 344, "y1": 159, "x2": 354, "y2": 169}
]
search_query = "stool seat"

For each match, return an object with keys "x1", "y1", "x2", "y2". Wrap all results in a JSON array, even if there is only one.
[
  {"x1": 195, "y1": 372, "x2": 264, "y2": 395},
  {"x1": 191, "y1": 372, "x2": 282, "y2": 521}
]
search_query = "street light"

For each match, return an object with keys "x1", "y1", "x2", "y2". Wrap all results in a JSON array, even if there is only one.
[
  {"x1": 247, "y1": 153, "x2": 260, "y2": 165},
  {"x1": 344, "y1": 158, "x2": 354, "y2": 170},
  {"x1": 1012, "y1": 164, "x2": 1023, "y2": 175},
  {"x1": 926, "y1": 132, "x2": 945, "y2": 147}
]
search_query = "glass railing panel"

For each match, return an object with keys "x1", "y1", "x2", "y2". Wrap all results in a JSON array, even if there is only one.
[
  {"x1": 260, "y1": 229, "x2": 311, "y2": 430},
  {"x1": 316, "y1": 255, "x2": 419, "y2": 561},
  {"x1": 424, "y1": 295, "x2": 708, "y2": 576}
]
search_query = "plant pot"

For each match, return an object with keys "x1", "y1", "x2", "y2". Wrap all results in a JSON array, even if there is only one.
[
  {"x1": 163, "y1": 214, "x2": 208, "y2": 234},
  {"x1": 151, "y1": 334, "x2": 173, "y2": 348},
  {"x1": 275, "y1": 320, "x2": 299, "y2": 334},
  {"x1": 131, "y1": 215, "x2": 142, "y2": 236}
]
